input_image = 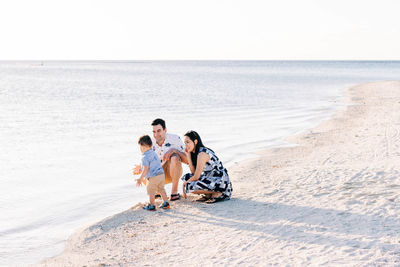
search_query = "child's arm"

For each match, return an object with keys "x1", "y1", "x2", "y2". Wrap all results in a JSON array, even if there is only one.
[
  {"x1": 136, "y1": 166, "x2": 149, "y2": 186},
  {"x1": 133, "y1": 164, "x2": 142, "y2": 175}
]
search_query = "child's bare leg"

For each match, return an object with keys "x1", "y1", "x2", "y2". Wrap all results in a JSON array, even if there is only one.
[
  {"x1": 149, "y1": 194, "x2": 155, "y2": 205},
  {"x1": 160, "y1": 191, "x2": 168, "y2": 202},
  {"x1": 147, "y1": 178, "x2": 157, "y2": 205},
  {"x1": 158, "y1": 175, "x2": 168, "y2": 202}
]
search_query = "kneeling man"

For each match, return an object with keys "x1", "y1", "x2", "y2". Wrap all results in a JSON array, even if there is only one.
[{"x1": 149, "y1": 118, "x2": 188, "y2": 200}]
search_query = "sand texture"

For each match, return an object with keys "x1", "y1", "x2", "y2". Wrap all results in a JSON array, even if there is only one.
[{"x1": 34, "y1": 81, "x2": 400, "y2": 266}]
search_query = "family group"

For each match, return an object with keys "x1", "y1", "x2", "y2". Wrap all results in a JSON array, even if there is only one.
[{"x1": 133, "y1": 118, "x2": 233, "y2": 210}]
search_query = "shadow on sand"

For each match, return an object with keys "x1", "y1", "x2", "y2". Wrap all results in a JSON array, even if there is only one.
[{"x1": 84, "y1": 197, "x2": 400, "y2": 252}]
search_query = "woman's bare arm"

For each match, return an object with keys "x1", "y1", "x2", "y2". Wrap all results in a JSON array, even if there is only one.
[{"x1": 188, "y1": 152, "x2": 210, "y2": 181}]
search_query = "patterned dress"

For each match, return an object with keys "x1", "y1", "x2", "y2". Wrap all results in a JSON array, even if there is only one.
[{"x1": 181, "y1": 147, "x2": 233, "y2": 199}]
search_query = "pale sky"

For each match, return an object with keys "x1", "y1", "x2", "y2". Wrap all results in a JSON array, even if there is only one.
[{"x1": 1, "y1": 0, "x2": 400, "y2": 60}]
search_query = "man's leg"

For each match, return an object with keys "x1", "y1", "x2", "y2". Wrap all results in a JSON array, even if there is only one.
[{"x1": 168, "y1": 154, "x2": 182, "y2": 196}]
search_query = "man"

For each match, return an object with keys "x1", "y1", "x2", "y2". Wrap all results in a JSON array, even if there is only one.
[{"x1": 134, "y1": 118, "x2": 187, "y2": 200}]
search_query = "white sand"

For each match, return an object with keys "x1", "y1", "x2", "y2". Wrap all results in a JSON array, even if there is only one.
[{"x1": 34, "y1": 81, "x2": 400, "y2": 266}]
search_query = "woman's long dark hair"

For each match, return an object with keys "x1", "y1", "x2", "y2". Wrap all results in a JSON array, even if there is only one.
[{"x1": 184, "y1": 130, "x2": 210, "y2": 169}]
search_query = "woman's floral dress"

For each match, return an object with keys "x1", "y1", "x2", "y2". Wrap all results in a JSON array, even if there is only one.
[{"x1": 181, "y1": 147, "x2": 232, "y2": 199}]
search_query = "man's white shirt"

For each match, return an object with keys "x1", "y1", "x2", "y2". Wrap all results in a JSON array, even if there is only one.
[{"x1": 151, "y1": 133, "x2": 185, "y2": 161}]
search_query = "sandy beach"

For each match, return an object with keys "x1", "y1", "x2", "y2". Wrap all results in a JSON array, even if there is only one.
[{"x1": 34, "y1": 81, "x2": 400, "y2": 266}]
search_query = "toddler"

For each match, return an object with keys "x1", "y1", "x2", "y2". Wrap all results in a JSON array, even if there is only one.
[{"x1": 134, "y1": 135, "x2": 170, "y2": 210}]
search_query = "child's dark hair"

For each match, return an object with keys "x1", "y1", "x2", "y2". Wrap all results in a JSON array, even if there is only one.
[
  {"x1": 151, "y1": 118, "x2": 166, "y2": 130},
  {"x1": 138, "y1": 135, "x2": 152, "y2": 147},
  {"x1": 184, "y1": 130, "x2": 213, "y2": 168}
]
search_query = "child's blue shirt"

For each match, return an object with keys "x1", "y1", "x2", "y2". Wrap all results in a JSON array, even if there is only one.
[{"x1": 141, "y1": 149, "x2": 164, "y2": 179}]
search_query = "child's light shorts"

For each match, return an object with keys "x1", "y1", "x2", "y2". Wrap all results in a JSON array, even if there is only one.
[{"x1": 146, "y1": 174, "x2": 166, "y2": 196}]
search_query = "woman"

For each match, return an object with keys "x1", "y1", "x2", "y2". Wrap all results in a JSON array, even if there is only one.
[{"x1": 181, "y1": 130, "x2": 232, "y2": 203}]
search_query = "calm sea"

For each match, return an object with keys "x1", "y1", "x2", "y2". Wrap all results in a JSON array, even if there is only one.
[{"x1": 1, "y1": 61, "x2": 400, "y2": 266}]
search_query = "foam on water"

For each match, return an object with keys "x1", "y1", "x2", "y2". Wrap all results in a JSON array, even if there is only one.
[{"x1": 1, "y1": 61, "x2": 400, "y2": 266}]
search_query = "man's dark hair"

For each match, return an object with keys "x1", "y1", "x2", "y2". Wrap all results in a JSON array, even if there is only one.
[
  {"x1": 151, "y1": 118, "x2": 166, "y2": 130},
  {"x1": 138, "y1": 135, "x2": 152, "y2": 147}
]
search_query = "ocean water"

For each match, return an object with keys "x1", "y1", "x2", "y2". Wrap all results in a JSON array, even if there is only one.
[{"x1": 1, "y1": 60, "x2": 400, "y2": 266}]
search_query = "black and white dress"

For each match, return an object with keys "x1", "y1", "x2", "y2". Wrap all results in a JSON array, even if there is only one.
[{"x1": 181, "y1": 147, "x2": 232, "y2": 199}]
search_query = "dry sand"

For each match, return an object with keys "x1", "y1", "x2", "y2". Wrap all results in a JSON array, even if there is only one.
[{"x1": 34, "y1": 81, "x2": 400, "y2": 266}]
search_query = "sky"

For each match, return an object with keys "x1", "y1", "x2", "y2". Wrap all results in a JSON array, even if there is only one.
[{"x1": 0, "y1": 0, "x2": 400, "y2": 60}]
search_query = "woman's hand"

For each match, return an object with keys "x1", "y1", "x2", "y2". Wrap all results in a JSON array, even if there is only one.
[
  {"x1": 135, "y1": 178, "x2": 143, "y2": 187},
  {"x1": 184, "y1": 148, "x2": 191, "y2": 162},
  {"x1": 184, "y1": 147, "x2": 190, "y2": 155}
]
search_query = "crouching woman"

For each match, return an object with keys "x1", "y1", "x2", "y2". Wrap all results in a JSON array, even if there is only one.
[{"x1": 181, "y1": 130, "x2": 233, "y2": 203}]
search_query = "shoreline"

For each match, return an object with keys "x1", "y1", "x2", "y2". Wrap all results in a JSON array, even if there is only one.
[{"x1": 33, "y1": 81, "x2": 400, "y2": 266}]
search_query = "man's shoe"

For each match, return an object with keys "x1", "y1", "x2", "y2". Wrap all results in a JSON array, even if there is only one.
[{"x1": 170, "y1": 193, "x2": 180, "y2": 201}]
